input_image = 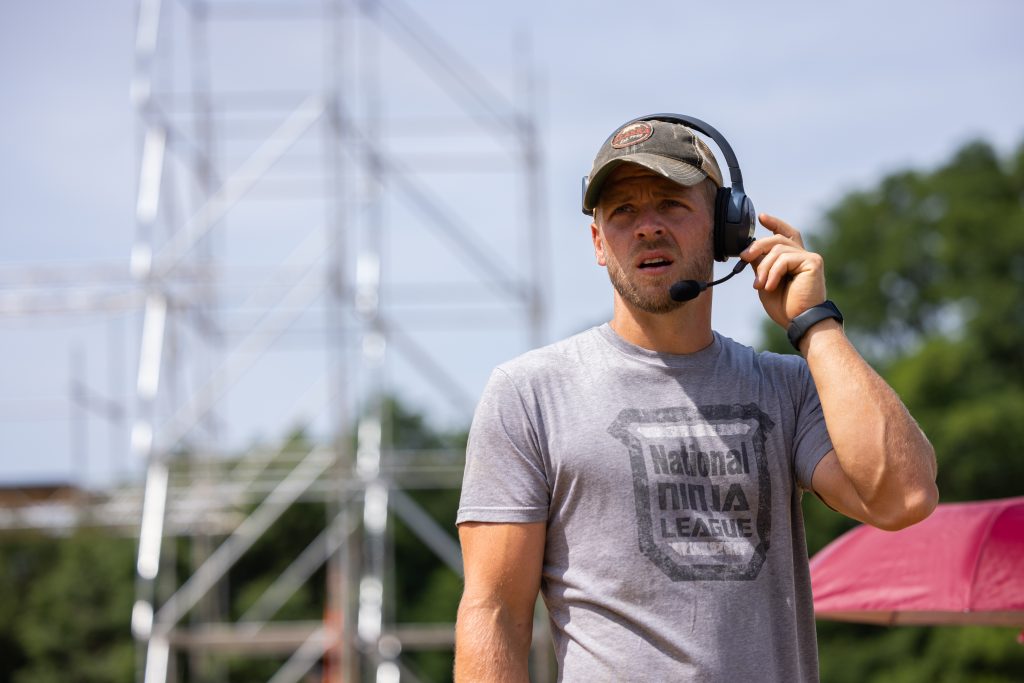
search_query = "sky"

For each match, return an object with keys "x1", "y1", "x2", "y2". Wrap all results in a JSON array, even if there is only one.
[{"x1": 1, "y1": 0, "x2": 1022, "y2": 487}]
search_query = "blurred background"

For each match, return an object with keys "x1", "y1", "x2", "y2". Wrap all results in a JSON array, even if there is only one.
[{"x1": 1, "y1": 0, "x2": 1022, "y2": 681}]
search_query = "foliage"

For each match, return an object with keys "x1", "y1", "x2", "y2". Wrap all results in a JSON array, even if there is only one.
[
  {"x1": 1, "y1": 531, "x2": 135, "y2": 683},
  {"x1": 761, "y1": 138, "x2": 1024, "y2": 680},
  {"x1": 0, "y1": 396, "x2": 466, "y2": 683},
  {"x1": 0, "y1": 534, "x2": 57, "y2": 683},
  {"x1": 389, "y1": 398, "x2": 467, "y2": 683}
]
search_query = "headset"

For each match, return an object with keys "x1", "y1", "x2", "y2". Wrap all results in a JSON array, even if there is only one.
[{"x1": 581, "y1": 113, "x2": 756, "y2": 263}]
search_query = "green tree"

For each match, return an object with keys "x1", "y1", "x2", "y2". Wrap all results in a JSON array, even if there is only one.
[
  {"x1": 0, "y1": 534, "x2": 58, "y2": 683},
  {"x1": 760, "y1": 138, "x2": 1024, "y2": 681},
  {"x1": 219, "y1": 401, "x2": 467, "y2": 682},
  {"x1": 0, "y1": 396, "x2": 468, "y2": 683},
  {"x1": 12, "y1": 530, "x2": 135, "y2": 683},
  {"x1": 388, "y1": 397, "x2": 466, "y2": 683}
]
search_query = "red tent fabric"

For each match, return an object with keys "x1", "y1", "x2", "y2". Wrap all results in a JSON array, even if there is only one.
[{"x1": 810, "y1": 496, "x2": 1024, "y2": 626}]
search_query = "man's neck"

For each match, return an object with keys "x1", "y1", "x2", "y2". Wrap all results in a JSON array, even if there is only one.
[{"x1": 608, "y1": 294, "x2": 715, "y2": 355}]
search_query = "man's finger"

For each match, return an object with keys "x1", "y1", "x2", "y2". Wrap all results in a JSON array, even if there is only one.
[
  {"x1": 741, "y1": 236, "x2": 800, "y2": 263},
  {"x1": 758, "y1": 213, "x2": 804, "y2": 247}
]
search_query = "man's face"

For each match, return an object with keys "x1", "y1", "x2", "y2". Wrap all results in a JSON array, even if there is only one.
[{"x1": 591, "y1": 164, "x2": 714, "y2": 314}]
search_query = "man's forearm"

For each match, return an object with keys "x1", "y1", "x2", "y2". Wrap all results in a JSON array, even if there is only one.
[
  {"x1": 802, "y1": 320, "x2": 938, "y2": 528},
  {"x1": 454, "y1": 600, "x2": 533, "y2": 683}
]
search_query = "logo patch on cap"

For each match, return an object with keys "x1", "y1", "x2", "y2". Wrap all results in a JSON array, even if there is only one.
[{"x1": 611, "y1": 122, "x2": 654, "y2": 149}]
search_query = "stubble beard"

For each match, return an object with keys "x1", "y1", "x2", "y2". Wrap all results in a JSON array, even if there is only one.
[{"x1": 605, "y1": 242, "x2": 714, "y2": 314}]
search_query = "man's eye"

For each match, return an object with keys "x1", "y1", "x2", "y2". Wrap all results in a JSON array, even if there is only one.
[{"x1": 611, "y1": 205, "x2": 632, "y2": 215}]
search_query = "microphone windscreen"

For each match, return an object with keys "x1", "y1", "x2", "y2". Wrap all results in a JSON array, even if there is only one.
[{"x1": 669, "y1": 280, "x2": 703, "y2": 302}]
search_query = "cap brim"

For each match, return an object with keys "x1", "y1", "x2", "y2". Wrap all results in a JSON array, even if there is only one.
[{"x1": 583, "y1": 154, "x2": 708, "y2": 213}]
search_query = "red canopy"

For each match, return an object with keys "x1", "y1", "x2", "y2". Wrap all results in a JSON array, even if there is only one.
[{"x1": 810, "y1": 496, "x2": 1024, "y2": 626}]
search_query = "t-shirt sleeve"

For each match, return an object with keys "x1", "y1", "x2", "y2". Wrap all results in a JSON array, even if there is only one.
[
  {"x1": 456, "y1": 367, "x2": 550, "y2": 525},
  {"x1": 791, "y1": 359, "x2": 834, "y2": 491}
]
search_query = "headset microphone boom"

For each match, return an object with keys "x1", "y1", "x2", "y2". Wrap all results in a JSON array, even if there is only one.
[{"x1": 668, "y1": 259, "x2": 749, "y2": 302}]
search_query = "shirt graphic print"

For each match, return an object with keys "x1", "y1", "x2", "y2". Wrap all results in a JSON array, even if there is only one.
[{"x1": 608, "y1": 402, "x2": 775, "y2": 581}]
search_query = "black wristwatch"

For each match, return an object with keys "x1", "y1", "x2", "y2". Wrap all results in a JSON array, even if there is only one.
[{"x1": 787, "y1": 300, "x2": 843, "y2": 350}]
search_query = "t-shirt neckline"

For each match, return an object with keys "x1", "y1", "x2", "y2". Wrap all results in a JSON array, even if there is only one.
[{"x1": 595, "y1": 323, "x2": 723, "y2": 369}]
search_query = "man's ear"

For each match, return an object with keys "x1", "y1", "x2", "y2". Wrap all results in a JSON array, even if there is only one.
[{"x1": 591, "y1": 222, "x2": 607, "y2": 267}]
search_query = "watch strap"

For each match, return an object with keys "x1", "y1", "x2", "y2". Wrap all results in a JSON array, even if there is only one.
[{"x1": 787, "y1": 300, "x2": 843, "y2": 350}]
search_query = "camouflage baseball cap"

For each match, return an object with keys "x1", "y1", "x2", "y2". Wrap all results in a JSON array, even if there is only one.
[{"x1": 582, "y1": 118, "x2": 724, "y2": 215}]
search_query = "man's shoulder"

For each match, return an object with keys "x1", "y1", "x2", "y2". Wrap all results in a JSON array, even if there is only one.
[
  {"x1": 495, "y1": 325, "x2": 604, "y2": 380},
  {"x1": 716, "y1": 332, "x2": 808, "y2": 378}
]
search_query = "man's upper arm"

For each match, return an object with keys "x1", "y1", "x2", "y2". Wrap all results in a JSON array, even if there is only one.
[
  {"x1": 456, "y1": 366, "x2": 547, "y2": 626},
  {"x1": 459, "y1": 521, "x2": 545, "y2": 609},
  {"x1": 455, "y1": 521, "x2": 545, "y2": 682}
]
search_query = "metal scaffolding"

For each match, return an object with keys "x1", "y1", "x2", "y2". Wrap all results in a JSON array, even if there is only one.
[{"x1": 122, "y1": 1, "x2": 548, "y2": 682}]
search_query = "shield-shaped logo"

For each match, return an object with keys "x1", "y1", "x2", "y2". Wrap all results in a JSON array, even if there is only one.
[{"x1": 608, "y1": 403, "x2": 774, "y2": 581}]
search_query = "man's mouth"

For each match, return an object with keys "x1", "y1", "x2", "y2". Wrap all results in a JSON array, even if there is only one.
[{"x1": 637, "y1": 257, "x2": 673, "y2": 270}]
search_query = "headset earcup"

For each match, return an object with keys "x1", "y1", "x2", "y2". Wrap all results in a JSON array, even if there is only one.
[
  {"x1": 713, "y1": 187, "x2": 732, "y2": 262},
  {"x1": 727, "y1": 193, "x2": 756, "y2": 258},
  {"x1": 714, "y1": 189, "x2": 756, "y2": 261}
]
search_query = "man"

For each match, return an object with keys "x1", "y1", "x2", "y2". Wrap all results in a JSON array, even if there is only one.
[{"x1": 454, "y1": 117, "x2": 938, "y2": 681}]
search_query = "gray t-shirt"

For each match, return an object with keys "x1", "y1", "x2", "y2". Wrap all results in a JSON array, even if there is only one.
[{"x1": 457, "y1": 324, "x2": 832, "y2": 682}]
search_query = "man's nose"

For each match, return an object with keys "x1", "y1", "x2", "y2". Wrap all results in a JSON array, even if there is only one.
[{"x1": 634, "y1": 208, "x2": 665, "y2": 239}]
